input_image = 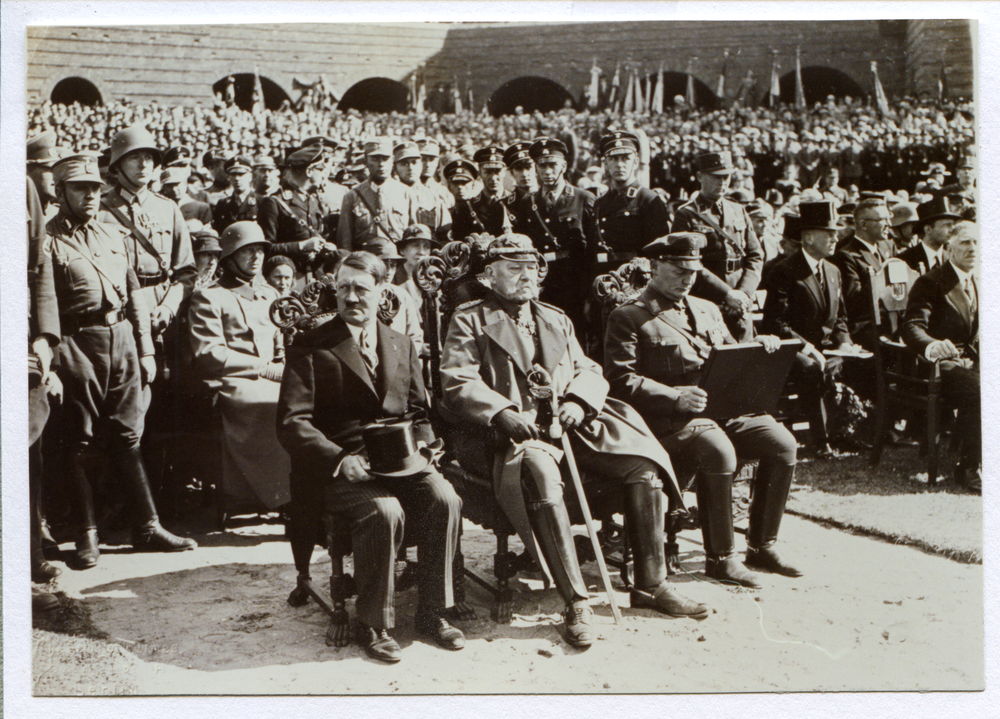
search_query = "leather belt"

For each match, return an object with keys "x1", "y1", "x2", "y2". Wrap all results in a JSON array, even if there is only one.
[
  {"x1": 595, "y1": 251, "x2": 635, "y2": 264},
  {"x1": 725, "y1": 258, "x2": 742, "y2": 274},
  {"x1": 136, "y1": 272, "x2": 168, "y2": 288},
  {"x1": 542, "y1": 251, "x2": 570, "y2": 262},
  {"x1": 62, "y1": 308, "x2": 126, "y2": 335}
]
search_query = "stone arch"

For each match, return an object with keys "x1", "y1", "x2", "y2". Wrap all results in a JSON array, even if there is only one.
[
  {"x1": 212, "y1": 74, "x2": 292, "y2": 112},
  {"x1": 779, "y1": 66, "x2": 867, "y2": 105},
  {"x1": 50, "y1": 76, "x2": 103, "y2": 106},
  {"x1": 338, "y1": 77, "x2": 410, "y2": 114},
  {"x1": 487, "y1": 76, "x2": 575, "y2": 117}
]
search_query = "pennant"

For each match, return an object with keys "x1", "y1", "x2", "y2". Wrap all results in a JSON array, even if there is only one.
[
  {"x1": 252, "y1": 66, "x2": 264, "y2": 115},
  {"x1": 623, "y1": 66, "x2": 635, "y2": 113},
  {"x1": 871, "y1": 61, "x2": 890, "y2": 116},
  {"x1": 769, "y1": 57, "x2": 781, "y2": 108},
  {"x1": 685, "y1": 58, "x2": 696, "y2": 107},
  {"x1": 652, "y1": 62, "x2": 664, "y2": 114},
  {"x1": 609, "y1": 61, "x2": 622, "y2": 112},
  {"x1": 717, "y1": 49, "x2": 729, "y2": 99},
  {"x1": 794, "y1": 48, "x2": 806, "y2": 109},
  {"x1": 588, "y1": 59, "x2": 602, "y2": 110}
]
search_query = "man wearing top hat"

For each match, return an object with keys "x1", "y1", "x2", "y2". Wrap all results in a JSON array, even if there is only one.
[
  {"x1": 604, "y1": 233, "x2": 802, "y2": 587},
  {"x1": 48, "y1": 154, "x2": 198, "y2": 569},
  {"x1": 449, "y1": 147, "x2": 511, "y2": 242},
  {"x1": 898, "y1": 197, "x2": 961, "y2": 275},
  {"x1": 416, "y1": 138, "x2": 455, "y2": 210},
  {"x1": 394, "y1": 141, "x2": 451, "y2": 238},
  {"x1": 671, "y1": 150, "x2": 764, "y2": 342},
  {"x1": 593, "y1": 130, "x2": 670, "y2": 275},
  {"x1": 902, "y1": 221, "x2": 981, "y2": 493},
  {"x1": 257, "y1": 145, "x2": 330, "y2": 263},
  {"x1": 337, "y1": 138, "x2": 418, "y2": 250},
  {"x1": 501, "y1": 140, "x2": 538, "y2": 228},
  {"x1": 442, "y1": 235, "x2": 708, "y2": 651},
  {"x1": 27, "y1": 130, "x2": 64, "y2": 224},
  {"x1": 212, "y1": 155, "x2": 260, "y2": 234},
  {"x1": 277, "y1": 251, "x2": 465, "y2": 663},
  {"x1": 762, "y1": 202, "x2": 863, "y2": 457},
  {"x1": 510, "y1": 137, "x2": 597, "y2": 337}
]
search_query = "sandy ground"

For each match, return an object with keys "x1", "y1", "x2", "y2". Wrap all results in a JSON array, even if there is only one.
[{"x1": 32, "y1": 506, "x2": 983, "y2": 696}]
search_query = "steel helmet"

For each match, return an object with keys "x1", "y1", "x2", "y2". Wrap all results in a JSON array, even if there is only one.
[
  {"x1": 109, "y1": 125, "x2": 162, "y2": 168},
  {"x1": 220, "y1": 221, "x2": 267, "y2": 261}
]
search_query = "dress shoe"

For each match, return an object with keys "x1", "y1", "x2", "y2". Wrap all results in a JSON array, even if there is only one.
[
  {"x1": 32, "y1": 586, "x2": 60, "y2": 614},
  {"x1": 356, "y1": 623, "x2": 402, "y2": 663},
  {"x1": 415, "y1": 612, "x2": 466, "y2": 651},
  {"x1": 563, "y1": 603, "x2": 594, "y2": 649},
  {"x1": 40, "y1": 519, "x2": 60, "y2": 558},
  {"x1": 745, "y1": 546, "x2": 803, "y2": 577},
  {"x1": 31, "y1": 561, "x2": 62, "y2": 584},
  {"x1": 74, "y1": 529, "x2": 100, "y2": 570},
  {"x1": 705, "y1": 555, "x2": 762, "y2": 589},
  {"x1": 131, "y1": 523, "x2": 198, "y2": 552},
  {"x1": 631, "y1": 581, "x2": 709, "y2": 619},
  {"x1": 955, "y1": 464, "x2": 982, "y2": 495}
]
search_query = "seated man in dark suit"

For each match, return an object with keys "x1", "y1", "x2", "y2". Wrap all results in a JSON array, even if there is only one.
[
  {"x1": 762, "y1": 201, "x2": 866, "y2": 456},
  {"x1": 897, "y1": 197, "x2": 961, "y2": 275},
  {"x1": 605, "y1": 233, "x2": 802, "y2": 588},
  {"x1": 833, "y1": 197, "x2": 891, "y2": 348},
  {"x1": 902, "y1": 221, "x2": 981, "y2": 493},
  {"x1": 276, "y1": 251, "x2": 465, "y2": 663}
]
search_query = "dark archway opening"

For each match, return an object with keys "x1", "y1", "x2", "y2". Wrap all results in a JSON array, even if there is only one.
[
  {"x1": 646, "y1": 72, "x2": 721, "y2": 110},
  {"x1": 779, "y1": 66, "x2": 867, "y2": 105},
  {"x1": 50, "y1": 77, "x2": 103, "y2": 106},
  {"x1": 338, "y1": 78, "x2": 410, "y2": 114},
  {"x1": 488, "y1": 77, "x2": 575, "y2": 117},
  {"x1": 212, "y1": 74, "x2": 291, "y2": 112}
]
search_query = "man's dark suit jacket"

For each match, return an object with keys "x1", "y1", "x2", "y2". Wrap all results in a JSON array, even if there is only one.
[
  {"x1": 832, "y1": 236, "x2": 884, "y2": 344},
  {"x1": 902, "y1": 261, "x2": 979, "y2": 363},
  {"x1": 897, "y1": 243, "x2": 941, "y2": 275},
  {"x1": 762, "y1": 249, "x2": 851, "y2": 350},
  {"x1": 276, "y1": 314, "x2": 434, "y2": 537}
]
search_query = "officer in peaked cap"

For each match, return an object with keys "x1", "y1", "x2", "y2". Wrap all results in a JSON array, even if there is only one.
[
  {"x1": 671, "y1": 150, "x2": 764, "y2": 341},
  {"x1": 502, "y1": 140, "x2": 539, "y2": 224},
  {"x1": 302, "y1": 138, "x2": 350, "y2": 237},
  {"x1": 336, "y1": 137, "x2": 418, "y2": 250},
  {"x1": 213, "y1": 155, "x2": 260, "y2": 234},
  {"x1": 252, "y1": 155, "x2": 281, "y2": 196},
  {"x1": 396, "y1": 141, "x2": 450, "y2": 235},
  {"x1": 509, "y1": 136, "x2": 597, "y2": 341},
  {"x1": 450, "y1": 146, "x2": 511, "y2": 243},
  {"x1": 27, "y1": 130, "x2": 64, "y2": 221},
  {"x1": 417, "y1": 137, "x2": 454, "y2": 210},
  {"x1": 48, "y1": 153, "x2": 198, "y2": 569},
  {"x1": 162, "y1": 145, "x2": 194, "y2": 168},
  {"x1": 593, "y1": 130, "x2": 670, "y2": 276},
  {"x1": 442, "y1": 158, "x2": 480, "y2": 202},
  {"x1": 258, "y1": 144, "x2": 329, "y2": 264}
]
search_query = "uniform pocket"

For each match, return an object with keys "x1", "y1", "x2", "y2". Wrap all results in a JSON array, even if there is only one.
[{"x1": 640, "y1": 338, "x2": 684, "y2": 377}]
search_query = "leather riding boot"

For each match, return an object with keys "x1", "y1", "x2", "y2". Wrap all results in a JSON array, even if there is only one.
[
  {"x1": 696, "y1": 472, "x2": 761, "y2": 589},
  {"x1": 745, "y1": 459, "x2": 801, "y2": 577},
  {"x1": 121, "y1": 447, "x2": 197, "y2": 553},
  {"x1": 69, "y1": 448, "x2": 100, "y2": 570},
  {"x1": 624, "y1": 481, "x2": 709, "y2": 619}
]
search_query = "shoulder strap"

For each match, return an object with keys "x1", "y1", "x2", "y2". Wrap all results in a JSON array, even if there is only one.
[
  {"x1": 685, "y1": 203, "x2": 744, "y2": 258},
  {"x1": 354, "y1": 187, "x2": 398, "y2": 241},
  {"x1": 100, "y1": 198, "x2": 167, "y2": 272}
]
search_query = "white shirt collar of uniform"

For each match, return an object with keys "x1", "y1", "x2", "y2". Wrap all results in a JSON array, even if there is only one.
[
  {"x1": 949, "y1": 260, "x2": 973, "y2": 285},
  {"x1": 346, "y1": 319, "x2": 378, "y2": 349},
  {"x1": 801, "y1": 249, "x2": 822, "y2": 274}
]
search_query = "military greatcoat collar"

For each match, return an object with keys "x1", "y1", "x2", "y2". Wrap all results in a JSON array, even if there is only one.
[{"x1": 480, "y1": 294, "x2": 568, "y2": 377}]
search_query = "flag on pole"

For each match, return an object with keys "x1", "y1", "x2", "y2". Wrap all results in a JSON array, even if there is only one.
[
  {"x1": 871, "y1": 61, "x2": 890, "y2": 116},
  {"x1": 717, "y1": 49, "x2": 729, "y2": 99},
  {"x1": 652, "y1": 62, "x2": 664, "y2": 114},
  {"x1": 794, "y1": 48, "x2": 806, "y2": 109},
  {"x1": 623, "y1": 66, "x2": 635, "y2": 113},
  {"x1": 453, "y1": 77, "x2": 463, "y2": 114},
  {"x1": 769, "y1": 56, "x2": 781, "y2": 108},
  {"x1": 416, "y1": 75, "x2": 426, "y2": 115},
  {"x1": 251, "y1": 66, "x2": 264, "y2": 115},
  {"x1": 643, "y1": 73, "x2": 652, "y2": 113},
  {"x1": 635, "y1": 67, "x2": 646, "y2": 112},
  {"x1": 937, "y1": 58, "x2": 948, "y2": 101},
  {"x1": 468, "y1": 84, "x2": 474, "y2": 114},
  {"x1": 410, "y1": 72, "x2": 418, "y2": 112},
  {"x1": 588, "y1": 58, "x2": 602, "y2": 110},
  {"x1": 609, "y1": 62, "x2": 622, "y2": 112},
  {"x1": 685, "y1": 58, "x2": 696, "y2": 107}
]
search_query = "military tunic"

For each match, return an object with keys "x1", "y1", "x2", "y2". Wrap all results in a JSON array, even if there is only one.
[
  {"x1": 336, "y1": 177, "x2": 418, "y2": 250},
  {"x1": 450, "y1": 191, "x2": 510, "y2": 242},
  {"x1": 593, "y1": 181, "x2": 670, "y2": 271},
  {"x1": 213, "y1": 189, "x2": 261, "y2": 235},
  {"x1": 257, "y1": 181, "x2": 326, "y2": 261}
]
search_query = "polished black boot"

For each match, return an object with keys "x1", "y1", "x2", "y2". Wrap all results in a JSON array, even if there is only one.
[
  {"x1": 745, "y1": 459, "x2": 802, "y2": 577},
  {"x1": 122, "y1": 447, "x2": 197, "y2": 552},
  {"x1": 624, "y1": 481, "x2": 709, "y2": 618},
  {"x1": 68, "y1": 448, "x2": 100, "y2": 570},
  {"x1": 696, "y1": 472, "x2": 761, "y2": 589},
  {"x1": 526, "y1": 500, "x2": 593, "y2": 649}
]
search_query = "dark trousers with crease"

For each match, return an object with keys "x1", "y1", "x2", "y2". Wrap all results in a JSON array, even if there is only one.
[{"x1": 323, "y1": 468, "x2": 461, "y2": 630}]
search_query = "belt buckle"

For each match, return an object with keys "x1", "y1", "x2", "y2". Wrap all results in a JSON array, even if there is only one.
[{"x1": 105, "y1": 309, "x2": 119, "y2": 325}]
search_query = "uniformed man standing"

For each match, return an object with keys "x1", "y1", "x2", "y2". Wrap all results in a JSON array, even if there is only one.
[
  {"x1": 511, "y1": 137, "x2": 597, "y2": 337},
  {"x1": 48, "y1": 154, "x2": 197, "y2": 569},
  {"x1": 671, "y1": 151, "x2": 764, "y2": 341},
  {"x1": 301, "y1": 136, "x2": 350, "y2": 238},
  {"x1": 500, "y1": 140, "x2": 538, "y2": 228},
  {"x1": 394, "y1": 141, "x2": 450, "y2": 238},
  {"x1": 417, "y1": 138, "x2": 455, "y2": 210},
  {"x1": 450, "y1": 147, "x2": 511, "y2": 242},
  {"x1": 252, "y1": 155, "x2": 280, "y2": 197},
  {"x1": 212, "y1": 155, "x2": 261, "y2": 234},
  {"x1": 593, "y1": 131, "x2": 670, "y2": 275},
  {"x1": 27, "y1": 130, "x2": 63, "y2": 225},
  {"x1": 337, "y1": 138, "x2": 418, "y2": 250},
  {"x1": 257, "y1": 146, "x2": 331, "y2": 264}
]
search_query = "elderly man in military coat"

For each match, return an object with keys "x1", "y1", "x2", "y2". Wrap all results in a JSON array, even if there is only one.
[
  {"x1": 604, "y1": 233, "x2": 802, "y2": 587},
  {"x1": 441, "y1": 235, "x2": 709, "y2": 651}
]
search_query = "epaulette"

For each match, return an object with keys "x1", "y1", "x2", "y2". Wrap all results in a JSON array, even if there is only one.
[
  {"x1": 454, "y1": 299, "x2": 484, "y2": 312},
  {"x1": 626, "y1": 187, "x2": 638, "y2": 199},
  {"x1": 502, "y1": 194, "x2": 517, "y2": 206}
]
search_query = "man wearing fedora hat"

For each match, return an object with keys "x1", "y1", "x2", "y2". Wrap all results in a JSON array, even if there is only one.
[
  {"x1": 763, "y1": 202, "x2": 863, "y2": 457},
  {"x1": 48, "y1": 153, "x2": 198, "y2": 569},
  {"x1": 278, "y1": 251, "x2": 464, "y2": 663},
  {"x1": 160, "y1": 165, "x2": 213, "y2": 228},
  {"x1": 671, "y1": 151, "x2": 764, "y2": 342},
  {"x1": 257, "y1": 145, "x2": 331, "y2": 264},
  {"x1": 337, "y1": 138, "x2": 418, "y2": 250},
  {"x1": 936, "y1": 156, "x2": 976, "y2": 220},
  {"x1": 898, "y1": 197, "x2": 961, "y2": 275},
  {"x1": 442, "y1": 235, "x2": 708, "y2": 650},
  {"x1": 605, "y1": 232, "x2": 803, "y2": 586}
]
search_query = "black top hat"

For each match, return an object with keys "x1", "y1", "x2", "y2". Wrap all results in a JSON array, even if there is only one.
[
  {"x1": 915, "y1": 196, "x2": 962, "y2": 234},
  {"x1": 362, "y1": 419, "x2": 441, "y2": 478},
  {"x1": 640, "y1": 232, "x2": 706, "y2": 270},
  {"x1": 781, "y1": 214, "x2": 803, "y2": 243},
  {"x1": 797, "y1": 201, "x2": 843, "y2": 232}
]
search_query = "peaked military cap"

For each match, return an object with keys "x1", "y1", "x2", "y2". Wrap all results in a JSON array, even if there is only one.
[
  {"x1": 486, "y1": 233, "x2": 541, "y2": 263},
  {"x1": 503, "y1": 141, "x2": 533, "y2": 168},
  {"x1": 474, "y1": 145, "x2": 506, "y2": 169},
  {"x1": 641, "y1": 232, "x2": 706, "y2": 270},
  {"x1": 27, "y1": 130, "x2": 62, "y2": 166},
  {"x1": 284, "y1": 145, "x2": 325, "y2": 168},
  {"x1": 599, "y1": 131, "x2": 640, "y2": 157},
  {"x1": 694, "y1": 150, "x2": 735, "y2": 175},
  {"x1": 363, "y1": 137, "x2": 394, "y2": 157},
  {"x1": 224, "y1": 155, "x2": 254, "y2": 175},
  {"x1": 529, "y1": 137, "x2": 568, "y2": 161},
  {"x1": 417, "y1": 138, "x2": 441, "y2": 156},
  {"x1": 53, "y1": 153, "x2": 104, "y2": 186},
  {"x1": 163, "y1": 145, "x2": 194, "y2": 167},
  {"x1": 393, "y1": 141, "x2": 421, "y2": 162},
  {"x1": 443, "y1": 158, "x2": 478, "y2": 183}
]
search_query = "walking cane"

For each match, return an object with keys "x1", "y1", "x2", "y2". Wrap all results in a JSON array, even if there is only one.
[{"x1": 527, "y1": 365, "x2": 623, "y2": 624}]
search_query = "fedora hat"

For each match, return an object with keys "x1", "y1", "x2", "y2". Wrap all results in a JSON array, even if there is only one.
[
  {"x1": 798, "y1": 201, "x2": 843, "y2": 232},
  {"x1": 362, "y1": 418, "x2": 442, "y2": 478}
]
